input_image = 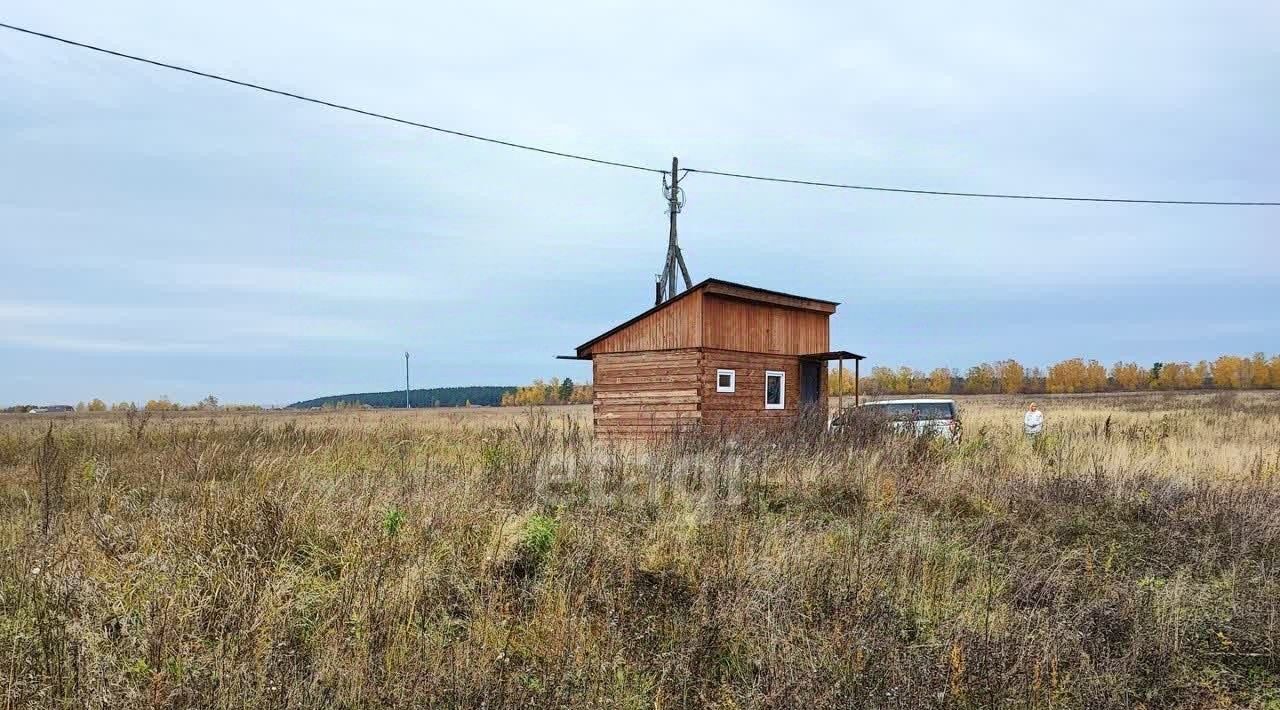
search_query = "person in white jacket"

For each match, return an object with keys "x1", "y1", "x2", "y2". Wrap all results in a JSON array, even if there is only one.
[{"x1": 1023, "y1": 402, "x2": 1044, "y2": 437}]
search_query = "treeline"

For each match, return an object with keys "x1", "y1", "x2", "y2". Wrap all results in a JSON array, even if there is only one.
[
  {"x1": 128, "y1": 395, "x2": 263, "y2": 412},
  {"x1": 500, "y1": 377, "x2": 593, "y2": 406},
  {"x1": 831, "y1": 353, "x2": 1280, "y2": 396},
  {"x1": 290, "y1": 386, "x2": 514, "y2": 409},
  {"x1": 3, "y1": 396, "x2": 261, "y2": 413}
]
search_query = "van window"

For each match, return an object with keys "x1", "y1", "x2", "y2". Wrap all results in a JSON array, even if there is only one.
[{"x1": 865, "y1": 402, "x2": 954, "y2": 419}]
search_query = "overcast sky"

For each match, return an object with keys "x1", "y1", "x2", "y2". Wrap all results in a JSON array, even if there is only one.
[{"x1": 2, "y1": 2, "x2": 1277, "y2": 405}]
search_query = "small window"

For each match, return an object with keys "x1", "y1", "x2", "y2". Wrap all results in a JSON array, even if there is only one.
[
  {"x1": 716, "y1": 369, "x2": 736, "y2": 393},
  {"x1": 765, "y1": 370, "x2": 785, "y2": 409}
]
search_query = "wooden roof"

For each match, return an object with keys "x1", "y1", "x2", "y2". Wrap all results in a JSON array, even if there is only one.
[{"x1": 573, "y1": 278, "x2": 839, "y2": 358}]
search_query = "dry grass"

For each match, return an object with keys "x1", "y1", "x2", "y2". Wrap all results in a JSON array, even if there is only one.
[{"x1": 3, "y1": 392, "x2": 1280, "y2": 708}]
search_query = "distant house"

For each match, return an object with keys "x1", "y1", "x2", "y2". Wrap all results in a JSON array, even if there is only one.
[{"x1": 567, "y1": 278, "x2": 863, "y2": 440}]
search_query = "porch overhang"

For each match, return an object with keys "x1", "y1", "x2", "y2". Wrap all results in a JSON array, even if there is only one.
[
  {"x1": 802, "y1": 350, "x2": 866, "y2": 410},
  {"x1": 800, "y1": 350, "x2": 865, "y2": 361}
]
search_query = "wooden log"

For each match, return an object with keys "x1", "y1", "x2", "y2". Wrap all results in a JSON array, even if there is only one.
[
  {"x1": 593, "y1": 403, "x2": 699, "y2": 413},
  {"x1": 596, "y1": 389, "x2": 699, "y2": 400}
]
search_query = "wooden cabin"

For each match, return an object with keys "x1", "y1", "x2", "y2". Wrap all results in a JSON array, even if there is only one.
[{"x1": 566, "y1": 278, "x2": 863, "y2": 440}]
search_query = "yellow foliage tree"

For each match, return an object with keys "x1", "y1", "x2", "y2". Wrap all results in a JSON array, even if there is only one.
[
  {"x1": 964, "y1": 363, "x2": 996, "y2": 394},
  {"x1": 144, "y1": 396, "x2": 178, "y2": 411},
  {"x1": 87, "y1": 398, "x2": 107, "y2": 412},
  {"x1": 1154, "y1": 362, "x2": 1197, "y2": 390},
  {"x1": 993, "y1": 360, "x2": 1025, "y2": 394},
  {"x1": 502, "y1": 378, "x2": 593, "y2": 406},
  {"x1": 1193, "y1": 361, "x2": 1209, "y2": 389},
  {"x1": 1251, "y1": 352, "x2": 1271, "y2": 388},
  {"x1": 1111, "y1": 362, "x2": 1149, "y2": 391},
  {"x1": 829, "y1": 368, "x2": 863, "y2": 396},
  {"x1": 1046, "y1": 358, "x2": 1085, "y2": 394},
  {"x1": 868, "y1": 367, "x2": 897, "y2": 396},
  {"x1": 1212, "y1": 355, "x2": 1245, "y2": 389},
  {"x1": 894, "y1": 367, "x2": 917, "y2": 395},
  {"x1": 1085, "y1": 360, "x2": 1108, "y2": 392},
  {"x1": 928, "y1": 368, "x2": 953, "y2": 394}
]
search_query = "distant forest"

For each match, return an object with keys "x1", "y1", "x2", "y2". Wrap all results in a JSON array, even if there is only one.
[{"x1": 289, "y1": 386, "x2": 515, "y2": 409}]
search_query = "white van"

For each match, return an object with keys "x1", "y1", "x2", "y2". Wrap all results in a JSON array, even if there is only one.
[{"x1": 831, "y1": 398, "x2": 962, "y2": 442}]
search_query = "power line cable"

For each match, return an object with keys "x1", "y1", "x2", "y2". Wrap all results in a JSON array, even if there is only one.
[
  {"x1": 683, "y1": 168, "x2": 1280, "y2": 206},
  {"x1": 3, "y1": 20, "x2": 1278, "y2": 206},
  {"x1": 0, "y1": 21, "x2": 664, "y2": 175}
]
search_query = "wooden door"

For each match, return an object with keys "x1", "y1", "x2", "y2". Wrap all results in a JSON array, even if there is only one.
[{"x1": 800, "y1": 360, "x2": 821, "y2": 406}]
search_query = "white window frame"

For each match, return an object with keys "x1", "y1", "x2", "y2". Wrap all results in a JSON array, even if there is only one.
[
  {"x1": 716, "y1": 369, "x2": 736, "y2": 393},
  {"x1": 765, "y1": 370, "x2": 785, "y2": 409}
]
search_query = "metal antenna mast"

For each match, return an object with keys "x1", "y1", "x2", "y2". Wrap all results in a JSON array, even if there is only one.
[
  {"x1": 656, "y1": 156, "x2": 692, "y2": 305},
  {"x1": 404, "y1": 351, "x2": 411, "y2": 409}
]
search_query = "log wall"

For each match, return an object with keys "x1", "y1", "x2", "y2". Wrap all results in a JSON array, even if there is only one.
[
  {"x1": 592, "y1": 348, "x2": 830, "y2": 440},
  {"x1": 698, "y1": 349, "x2": 826, "y2": 432},
  {"x1": 592, "y1": 349, "x2": 703, "y2": 440}
]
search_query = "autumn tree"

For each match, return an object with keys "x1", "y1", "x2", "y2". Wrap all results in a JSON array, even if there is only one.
[
  {"x1": 890, "y1": 367, "x2": 910, "y2": 394},
  {"x1": 503, "y1": 377, "x2": 594, "y2": 406},
  {"x1": 1193, "y1": 361, "x2": 1210, "y2": 389},
  {"x1": 1251, "y1": 353, "x2": 1271, "y2": 388},
  {"x1": 1025, "y1": 367, "x2": 1047, "y2": 394},
  {"x1": 964, "y1": 363, "x2": 996, "y2": 394},
  {"x1": 1046, "y1": 358, "x2": 1085, "y2": 394},
  {"x1": 144, "y1": 396, "x2": 178, "y2": 411},
  {"x1": 868, "y1": 367, "x2": 897, "y2": 396},
  {"x1": 1154, "y1": 362, "x2": 1197, "y2": 390},
  {"x1": 1111, "y1": 362, "x2": 1149, "y2": 391},
  {"x1": 502, "y1": 379, "x2": 549, "y2": 406},
  {"x1": 1085, "y1": 360, "x2": 1108, "y2": 392},
  {"x1": 1180, "y1": 363, "x2": 1202, "y2": 389},
  {"x1": 927, "y1": 368, "x2": 953, "y2": 394},
  {"x1": 87, "y1": 398, "x2": 107, "y2": 412},
  {"x1": 1212, "y1": 355, "x2": 1245, "y2": 389},
  {"x1": 828, "y1": 367, "x2": 856, "y2": 395},
  {"x1": 993, "y1": 359, "x2": 1025, "y2": 394}
]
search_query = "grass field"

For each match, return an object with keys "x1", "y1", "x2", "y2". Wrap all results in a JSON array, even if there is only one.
[{"x1": 4, "y1": 392, "x2": 1280, "y2": 708}]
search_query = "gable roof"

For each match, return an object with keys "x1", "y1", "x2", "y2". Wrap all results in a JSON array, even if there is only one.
[{"x1": 573, "y1": 278, "x2": 839, "y2": 357}]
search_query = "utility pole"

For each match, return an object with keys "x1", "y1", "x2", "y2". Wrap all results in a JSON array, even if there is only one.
[
  {"x1": 404, "y1": 351, "x2": 411, "y2": 409},
  {"x1": 656, "y1": 156, "x2": 692, "y2": 305}
]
